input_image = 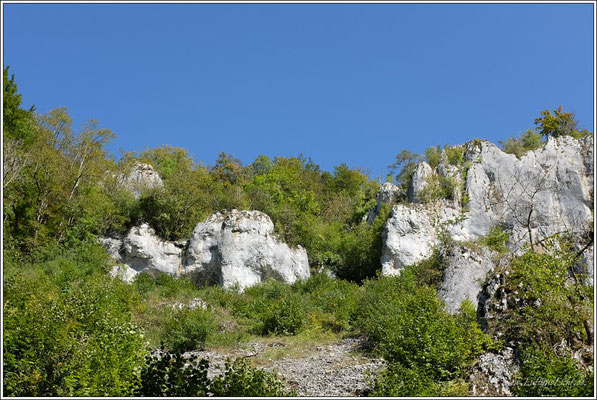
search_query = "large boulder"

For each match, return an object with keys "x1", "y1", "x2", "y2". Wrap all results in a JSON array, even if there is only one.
[
  {"x1": 184, "y1": 210, "x2": 310, "y2": 290},
  {"x1": 122, "y1": 223, "x2": 183, "y2": 275},
  {"x1": 380, "y1": 204, "x2": 438, "y2": 276},
  {"x1": 101, "y1": 223, "x2": 183, "y2": 280}
]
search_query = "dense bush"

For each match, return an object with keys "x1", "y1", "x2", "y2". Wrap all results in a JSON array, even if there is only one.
[
  {"x1": 488, "y1": 239, "x2": 594, "y2": 397},
  {"x1": 135, "y1": 349, "x2": 294, "y2": 396},
  {"x1": 3, "y1": 242, "x2": 147, "y2": 396},
  {"x1": 504, "y1": 239, "x2": 593, "y2": 347},
  {"x1": 161, "y1": 307, "x2": 218, "y2": 352},
  {"x1": 419, "y1": 174, "x2": 458, "y2": 202},
  {"x1": 210, "y1": 358, "x2": 294, "y2": 396},
  {"x1": 499, "y1": 129, "x2": 543, "y2": 158},
  {"x1": 424, "y1": 145, "x2": 442, "y2": 169},
  {"x1": 355, "y1": 273, "x2": 491, "y2": 380},
  {"x1": 444, "y1": 145, "x2": 465, "y2": 166},
  {"x1": 135, "y1": 349, "x2": 211, "y2": 396},
  {"x1": 512, "y1": 345, "x2": 593, "y2": 397},
  {"x1": 355, "y1": 269, "x2": 491, "y2": 396},
  {"x1": 482, "y1": 225, "x2": 510, "y2": 253},
  {"x1": 370, "y1": 362, "x2": 469, "y2": 397}
]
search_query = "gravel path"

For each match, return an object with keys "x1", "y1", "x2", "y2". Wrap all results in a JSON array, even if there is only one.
[{"x1": 186, "y1": 338, "x2": 385, "y2": 396}]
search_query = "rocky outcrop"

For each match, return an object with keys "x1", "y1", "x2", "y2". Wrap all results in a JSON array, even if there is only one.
[
  {"x1": 407, "y1": 161, "x2": 433, "y2": 203},
  {"x1": 101, "y1": 210, "x2": 310, "y2": 290},
  {"x1": 381, "y1": 136, "x2": 594, "y2": 279},
  {"x1": 103, "y1": 223, "x2": 184, "y2": 281},
  {"x1": 184, "y1": 210, "x2": 310, "y2": 290},
  {"x1": 437, "y1": 245, "x2": 495, "y2": 314},
  {"x1": 468, "y1": 347, "x2": 518, "y2": 396},
  {"x1": 380, "y1": 204, "x2": 438, "y2": 276},
  {"x1": 122, "y1": 223, "x2": 183, "y2": 275},
  {"x1": 119, "y1": 162, "x2": 163, "y2": 198},
  {"x1": 366, "y1": 182, "x2": 403, "y2": 223}
]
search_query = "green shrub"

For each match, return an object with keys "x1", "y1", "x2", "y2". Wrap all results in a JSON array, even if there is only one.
[
  {"x1": 135, "y1": 348, "x2": 211, "y2": 396},
  {"x1": 3, "y1": 268, "x2": 147, "y2": 396},
  {"x1": 482, "y1": 226, "x2": 509, "y2": 253},
  {"x1": 419, "y1": 175, "x2": 457, "y2": 202},
  {"x1": 260, "y1": 294, "x2": 307, "y2": 335},
  {"x1": 504, "y1": 239, "x2": 593, "y2": 347},
  {"x1": 162, "y1": 307, "x2": 217, "y2": 352},
  {"x1": 424, "y1": 145, "x2": 442, "y2": 169},
  {"x1": 355, "y1": 274, "x2": 491, "y2": 381},
  {"x1": 445, "y1": 145, "x2": 465, "y2": 166},
  {"x1": 512, "y1": 344, "x2": 593, "y2": 397},
  {"x1": 370, "y1": 362, "x2": 469, "y2": 397},
  {"x1": 499, "y1": 129, "x2": 543, "y2": 158},
  {"x1": 136, "y1": 351, "x2": 294, "y2": 396},
  {"x1": 408, "y1": 248, "x2": 446, "y2": 289},
  {"x1": 210, "y1": 358, "x2": 295, "y2": 396}
]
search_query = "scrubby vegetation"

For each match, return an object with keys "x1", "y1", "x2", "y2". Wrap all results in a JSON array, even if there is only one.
[{"x1": 3, "y1": 68, "x2": 594, "y2": 397}]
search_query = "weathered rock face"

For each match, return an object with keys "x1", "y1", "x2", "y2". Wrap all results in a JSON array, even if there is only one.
[
  {"x1": 468, "y1": 347, "x2": 518, "y2": 396},
  {"x1": 119, "y1": 163, "x2": 163, "y2": 198},
  {"x1": 437, "y1": 245, "x2": 495, "y2": 314},
  {"x1": 366, "y1": 182, "x2": 403, "y2": 223},
  {"x1": 102, "y1": 223, "x2": 183, "y2": 280},
  {"x1": 382, "y1": 136, "x2": 594, "y2": 280},
  {"x1": 407, "y1": 161, "x2": 433, "y2": 203},
  {"x1": 101, "y1": 211, "x2": 310, "y2": 289},
  {"x1": 380, "y1": 204, "x2": 438, "y2": 276},
  {"x1": 122, "y1": 223, "x2": 183, "y2": 275},
  {"x1": 460, "y1": 137, "x2": 593, "y2": 248},
  {"x1": 184, "y1": 210, "x2": 310, "y2": 290}
]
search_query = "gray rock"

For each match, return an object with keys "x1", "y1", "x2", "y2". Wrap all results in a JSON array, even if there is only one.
[
  {"x1": 109, "y1": 264, "x2": 138, "y2": 283},
  {"x1": 98, "y1": 237, "x2": 123, "y2": 262},
  {"x1": 438, "y1": 245, "x2": 495, "y2": 314},
  {"x1": 380, "y1": 204, "x2": 438, "y2": 276},
  {"x1": 407, "y1": 161, "x2": 433, "y2": 203},
  {"x1": 184, "y1": 210, "x2": 310, "y2": 290},
  {"x1": 118, "y1": 162, "x2": 163, "y2": 198},
  {"x1": 122, "y1": 223, "x2": 183, "y2": 275},
  {"x1": 366, "y1": 182, "x2": 403, "y2": 223},
  {"x1": 468, "y1": 347, "x2": 518, "y2": 396},
  {"x1": 101, "y1": 223, "x2": 183, "y2": 281}
]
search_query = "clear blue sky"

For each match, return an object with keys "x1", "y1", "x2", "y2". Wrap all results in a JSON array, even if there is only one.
[{"x1": 3, "y1": 3, "x2": 594, "y2": 178}]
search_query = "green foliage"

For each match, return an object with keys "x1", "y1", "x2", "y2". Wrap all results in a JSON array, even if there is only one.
[
  {"x1": 534, "y1": 106, "x2": 579, "y2": 139},
  {"x1": 499, "y1": 129, "x2": 543, "y2": 158},
  {"x1": 260, "y1": 292, "x2": 307, "y2": 335},
  {"x1": 408, "y1": 248, "x2": 446, "y2": 289},
  {"x1": 136, "y1": 350, "x2": 293, "y2": 396},
  {"x1": 504, "y1": 239, "x2": 593, "y2": 347},
  {"x1": 424, "y1": 145, "x2": 442, "y2": 169},
  {"x1": 482, "y1": 225, "x2": 509, "y2": 253},
  {"x1": 210, "y1": 358, "x2": 294, "y2": 396},
  {"x1": 355, "y1": 273, "x2": 491, "y2": 383},
  {"x1": 370, "y1": 362, "x2": 470, "y2": 397},
  {"x1": 3, "y1": 66, "x2": 36, "y2": 142},
  {"x1": 161, "y1": 308, "x2": 218, "y2": 352},
  {"x1": 418, "y1": 175, "x2": 457, "y2": 202},
  {"x1": 512, "y1": 344, "x2": 593, "y2": 397},
  {"x1": 388, "y1": 149, "x2": 421, "y2": 191},
  {"x1": 136, "y1": 349, "x2": 210, "y2": 396},
  {"x1": 3, "y1": 241, "x2": 147, "y2": 396},
  {"x1": 444, "y1": 145, "x2": 465, "y2": 166}
]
